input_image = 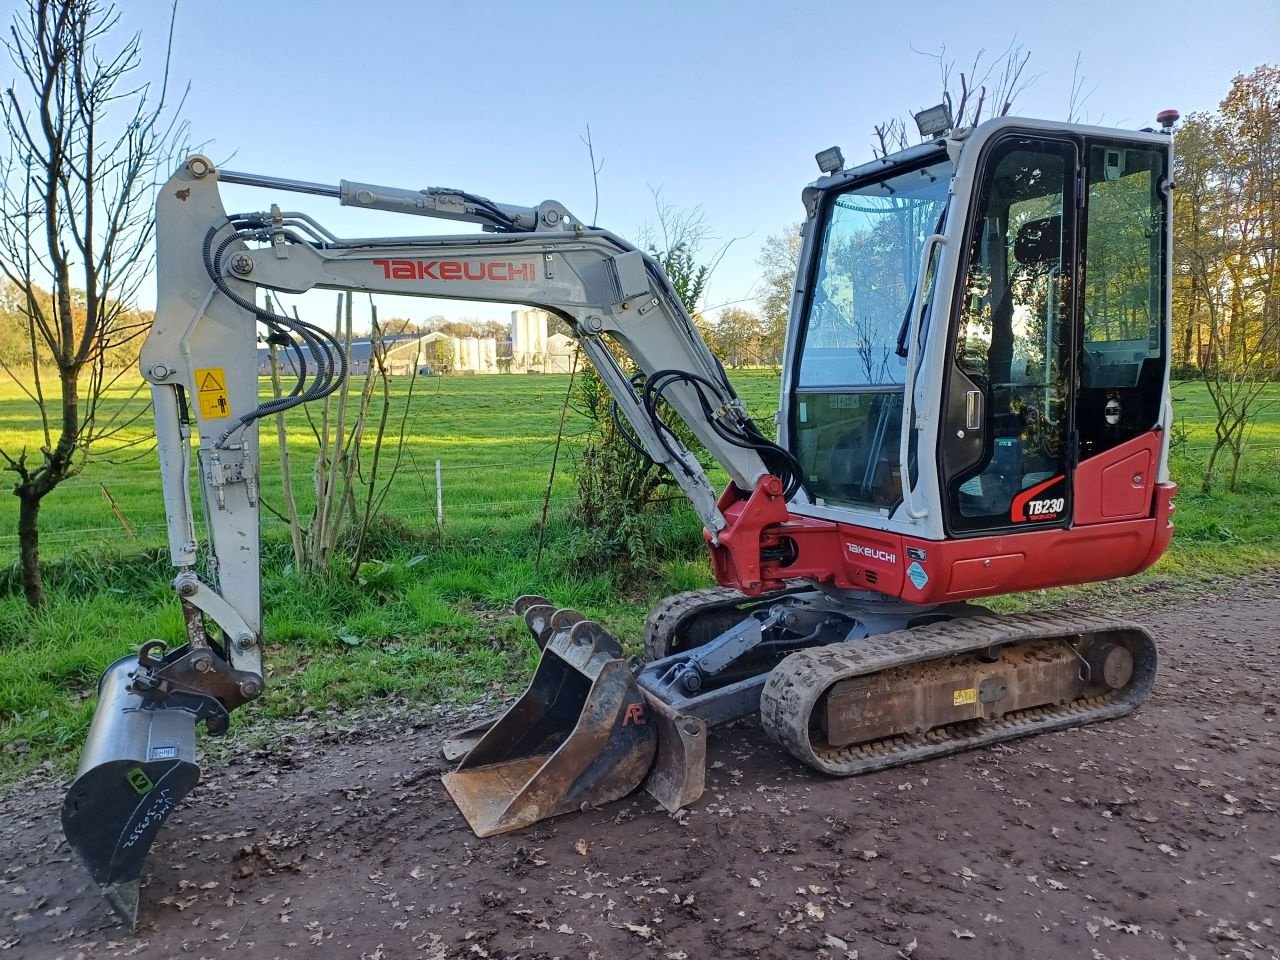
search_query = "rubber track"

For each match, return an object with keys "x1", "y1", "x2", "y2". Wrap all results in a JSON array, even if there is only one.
[
  {"x1": 759, "y1": 610, "x2": 1158, "y2": 776},
  {"x1": 642, "y1": 585, "x2": 805, "y2": 662}
]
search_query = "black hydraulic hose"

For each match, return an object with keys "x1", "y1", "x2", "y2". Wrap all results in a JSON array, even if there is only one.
[
  {"x1": 641, "y1": 368, "x2": 804, "y2": 499},
  {"x1": 610, "y1": 399, "x2": 653, "y2": 461},
  {"x1": 208, "y1": 223, "x2": 348, "y2": 403},
  {"x1": 458, "y1": 191, "x2": 519, "y2": 230},
  {"x1": 200, "y1": 220, "x2": 349, "y2": 447}
]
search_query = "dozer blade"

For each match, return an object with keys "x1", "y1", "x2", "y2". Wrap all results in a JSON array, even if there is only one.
[
  {"x1": 443, "y1": 616, "x2": 657, "y2": 837},
  {"x1": 61, "y1": 656, "x2": 204, "y2": 929}
]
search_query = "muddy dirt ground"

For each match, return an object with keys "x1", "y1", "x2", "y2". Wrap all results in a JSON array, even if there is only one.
[{"x1": 3, "y1": 581, "x2": 1278, "y2": 960}]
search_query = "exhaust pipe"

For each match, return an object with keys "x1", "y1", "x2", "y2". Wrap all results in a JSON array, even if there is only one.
[{"x1": 61, "y1": 656, "x2": 204, "y2": 929}]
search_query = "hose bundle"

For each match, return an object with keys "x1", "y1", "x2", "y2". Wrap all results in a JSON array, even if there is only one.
[{"x1": 201, "y1": 217, "x2": 348, "y2": 447}]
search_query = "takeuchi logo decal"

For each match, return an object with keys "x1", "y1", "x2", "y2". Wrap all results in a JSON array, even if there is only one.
[
  {"x1": 847, "y1": 542, "x2": 896, "y2": 565},
  {"x1": 372, "y1": 258, "x2": 536, "y2": 282},
  {"x1": 1010, "y1": 475, "x2": 1066, "y2": 523}
]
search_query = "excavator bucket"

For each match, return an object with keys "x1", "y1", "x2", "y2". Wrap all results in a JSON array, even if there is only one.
[
  {"x1": 443, "y1": 611, "x2": 657, "y2": 837},
  {"x1": 61, "y1": 656, "x2": 203, "y2": 929},
  {"x1": 441, "y1": 596, "x2": 560, "y2": 762}
]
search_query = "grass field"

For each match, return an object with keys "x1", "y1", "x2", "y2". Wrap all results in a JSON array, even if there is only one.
[{"x1": 2, "y1": 370, "x2": 1279, "y2": 778}]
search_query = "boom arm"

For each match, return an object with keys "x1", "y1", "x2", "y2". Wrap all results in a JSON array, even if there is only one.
[{"x1": 138, "y1": 156, "x2": 795, "y2": 705}]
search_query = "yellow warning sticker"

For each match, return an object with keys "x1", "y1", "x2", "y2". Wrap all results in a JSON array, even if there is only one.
[
  {"x1": 194, "y1": 367, "x2": 230, "y2": 420},
  {"x1": 952, "y1": 687, "x2": 978, "y2": 707}
]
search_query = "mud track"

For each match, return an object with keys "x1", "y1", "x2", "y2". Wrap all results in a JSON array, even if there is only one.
[{"x1": 3, "y1": 581, "x2": 1278, "y2": 959}]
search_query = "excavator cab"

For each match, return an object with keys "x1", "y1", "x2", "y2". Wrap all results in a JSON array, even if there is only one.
[{"x1": 785, "y1": 122, "x2": 1172, "y2": 547}]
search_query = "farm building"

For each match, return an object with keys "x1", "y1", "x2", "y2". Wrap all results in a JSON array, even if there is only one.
[
  {"x1": 256, "y1": 333, "x2": 422, "y2": 377},
  {"x1": 254, "y1": 310, "x2": 578, "y2": 376},
  {"x1": 256, "y1": 332, "x2": 499, "y2": 376}
]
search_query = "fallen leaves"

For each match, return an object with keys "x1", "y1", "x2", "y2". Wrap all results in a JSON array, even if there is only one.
[{"x1": 822, "y1": 933, "x2": 859, "y2": 958}]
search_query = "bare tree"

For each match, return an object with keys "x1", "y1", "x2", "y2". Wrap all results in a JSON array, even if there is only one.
[
  {"x1": 875, "y1": 43, "x2": 1035, "y2": 157},
  {"x1": 0, "y1": 0, "x2": 185, "y2": 606}
]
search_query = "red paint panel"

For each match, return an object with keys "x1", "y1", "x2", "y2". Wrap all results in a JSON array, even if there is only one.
[
  {"x1": 947, "y1": 554, "x2": 1025, "y2": 595},
  {"x1": 1074, "y1": 431, "x2": 1161, "y2": 525},
  {"x1": 707, "y1": 469, "x2": 1176, "y2": 605},
  {"x1": 899, "y1": 522, "x2": 1159, "y2": 604},
  {"x1": 839, "y1": 528, "x2": 906, "y2": 594}
]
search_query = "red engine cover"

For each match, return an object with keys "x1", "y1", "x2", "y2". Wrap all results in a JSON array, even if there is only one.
[{"x1": 707, "y1": 431, "x2": 1176, "y2": 603}]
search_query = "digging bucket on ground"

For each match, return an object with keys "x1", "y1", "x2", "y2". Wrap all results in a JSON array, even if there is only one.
[
  {"x1": 443, "y1": 617, "x2": 657, "y2": 837},
  {"x1": 61, "y1": 656, "x2": 203, "y2": 929}
]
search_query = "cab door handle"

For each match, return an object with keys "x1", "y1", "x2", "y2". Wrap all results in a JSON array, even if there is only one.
[{"x1": 965, "y1": 390, "x2": 983, "y2": 431}]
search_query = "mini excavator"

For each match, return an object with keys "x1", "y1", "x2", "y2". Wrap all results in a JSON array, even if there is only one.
[{"x1": 62, "y1": 110, "x2": 1179, "y2": 926}]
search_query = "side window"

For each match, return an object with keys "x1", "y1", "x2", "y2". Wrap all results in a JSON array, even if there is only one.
[
  {"x1": 944, "y1": 138, "x2": 1074, "y2": 532},
  {"x1": 1077, "y1": 143, "x2": 1167, "y2": 459}
]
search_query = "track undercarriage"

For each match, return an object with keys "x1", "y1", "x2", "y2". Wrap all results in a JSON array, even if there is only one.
[{"x1": 442, "y1": 588, "x2": 1158, "y2": 837}]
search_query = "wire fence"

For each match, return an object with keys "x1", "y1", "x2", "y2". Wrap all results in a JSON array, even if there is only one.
[
  {"x1": 0, "y1": 449, "x2": 597, "y2": 549},
  {"x1": 4, "y1": 410, "x2": 1279, "y2": 551}
]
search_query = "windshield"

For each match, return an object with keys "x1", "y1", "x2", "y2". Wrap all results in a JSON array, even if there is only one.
[
  {"x1": 796, "y1": 157, "x2": 953, "y2": 387},
  {"x1": 790, "y1": 155, "x2": 952, "y2": 512}
]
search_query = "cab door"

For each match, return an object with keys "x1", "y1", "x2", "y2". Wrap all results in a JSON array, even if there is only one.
[{"x1": 940, "y1": 135, "x2": 1080, "y2": 534}]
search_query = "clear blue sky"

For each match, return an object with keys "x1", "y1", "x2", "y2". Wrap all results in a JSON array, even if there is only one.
[{"x1": 109, "y1": 0, "x2": 1277, "y2": 331}]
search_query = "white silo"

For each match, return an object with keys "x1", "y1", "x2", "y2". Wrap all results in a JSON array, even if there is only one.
[{"x1": 531, "y1": 310, "x2": 548, "y2": 357}]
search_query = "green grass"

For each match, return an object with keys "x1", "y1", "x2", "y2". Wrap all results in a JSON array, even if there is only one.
[{"x1": 1, "y1": 371, "x2": 1278, "y2": 780}]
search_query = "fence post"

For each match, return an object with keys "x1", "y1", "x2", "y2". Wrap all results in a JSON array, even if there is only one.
[{"x1": 435, "y1": 459, "x2": 444, "y2": 529}]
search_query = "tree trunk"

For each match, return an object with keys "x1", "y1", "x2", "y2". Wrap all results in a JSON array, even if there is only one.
[
  {"x1": 1201, "y1": 437, "x2": 1227, "y2": 494},
  {"x1": 1228, "y1": 443, "x2": 1244, "y2": 492},
  {"x1": 17, "y1": 492, "x2": 45, "y2": 608}
]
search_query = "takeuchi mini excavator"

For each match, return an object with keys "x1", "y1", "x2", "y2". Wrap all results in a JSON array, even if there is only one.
[{"x1": 62, "y1": 110, "x2": 1179, "y2": 927}]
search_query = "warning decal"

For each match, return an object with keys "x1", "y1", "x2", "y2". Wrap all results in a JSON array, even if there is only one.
[
  {"x1": 952, "y1": 687, "x2": 978, "y2": 707},
  {"x1": 194, "y1": 367, "x2": 230, "y2": 420}
]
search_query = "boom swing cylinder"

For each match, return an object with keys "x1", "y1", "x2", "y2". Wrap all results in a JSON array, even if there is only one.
[{"x1": 64, "y1": 111, "x2": 1177, "y2": 928}]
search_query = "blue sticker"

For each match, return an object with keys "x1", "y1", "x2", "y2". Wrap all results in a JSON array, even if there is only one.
[{"x1": 907, "y1": 561, "x2": 929, "y2": 590}]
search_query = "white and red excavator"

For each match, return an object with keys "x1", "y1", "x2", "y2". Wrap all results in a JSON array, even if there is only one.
[{"x1": 61, "y1": 108, "x2": 1180, "y2": 927}]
